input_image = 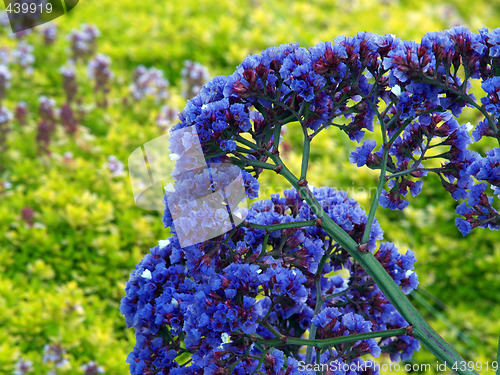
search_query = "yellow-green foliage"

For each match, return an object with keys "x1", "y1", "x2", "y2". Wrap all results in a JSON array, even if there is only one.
[{"x1": 1, "y1": 0, "x2": 499, "y2": 374}]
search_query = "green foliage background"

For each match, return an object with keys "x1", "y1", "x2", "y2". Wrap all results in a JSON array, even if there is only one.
[{"x1": 0, "y1": 0, "x2": 499, "y2": 373}]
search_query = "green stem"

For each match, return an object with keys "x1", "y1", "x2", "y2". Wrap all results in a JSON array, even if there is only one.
[
  {"x1": 305, "y1": 247, "x2": 330, "y2": 363},
  {"x1": 301, "y1": 134, "x2": 311, "y2": 181},
  {"x1": 256, "y1": 327, "x2": 408, "y2": 349},
  {"x1": 324, "y1": 281, "x2": 375, "y2": 301},
  {"x1": 305, "y1": 276, "x2": 323, "y2": 363},
  {"x1": 388, "y1": 167, "x2": 418, "y2": 179},
  {"x1": 237, "y1": 155, "x2": 275, "y2": 171},
  {"x1": 271, "y1": 154, "x2": 477, "y2": 375},
  {"x1": 228, "y1": 346, "x2": 251, "y2": 373},
  {"x1": 250, "y1": 348, "x2": 270, "y2": 375},
  {"x1": 357, "y1": 87, "x2": 391, "y2": 245},
  {"x1": 361, "y1": 147, "x2": 388, "y2": 244},
  {"x1": 254, "y1": 232, "x2": 269, "y2": 264},
  {"x1": 315, "y1": 347, "x2": 321, "y2": 375},
  {"x1": 260, "y1": 320, "x2": 284, "y2": 338},
  {"x1": 246, "y1": 220, "x2": 316, "y2": 231}
]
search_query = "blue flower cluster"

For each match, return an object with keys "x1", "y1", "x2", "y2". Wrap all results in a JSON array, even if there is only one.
[
  {"x1": 165, "y1": 26, "x2": 500, "y2": 237},
  {"x1": 123, "y1": 26, "x2": 500, "y2": 373},
  {"x1": 455, "y1": 148, "x2": 500, "y2": 235},
  {"x1": 121, "y1": 188, "x2": 419, "y2": 373}
]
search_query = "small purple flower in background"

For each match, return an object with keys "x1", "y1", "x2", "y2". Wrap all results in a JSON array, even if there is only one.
[
  {"x1": 42, "y1": 344, "x2": 69, "y2": 369},
  {"x1": 156, "y1": 105, "x2": 178, "y2": 131},
  {"x1": 39, "y1": 24, "x2": 57, "y2": 46},
  {"x1": 0, "y1": 64, "x2": 11, "y2": 102},
  {"x1": 36, "y1": 121, "x2": 52, "y2": 154},
  {"x1": 81, "y1": 361, "x2": 105, "y2": 375},
  {"x1": 60, "y1": 65, "x2": 78, "y2": 103},
  {"x1": 14, "y1": 101, "x2": 27, "y2": 125},
  {"x1": 60, "y1": 103, "x2": 78, "y2": 135},
  {"x1": 181, "y1": 60, "x2": 210, "y2": 99},
  {"x1": 88, "y1": 54, "x2": 113, "y2": 107},
  {"x1": 12, "y1": 42, "x2": 35, "y2": 75},
  {"x1": 37, "y1": 97, "x2": 58, "y2": 154},
  {"x1": 59, "y1": 65, "x2": 79, "y2": 134},
  {"x1": 129, "y1": 66, "x2": 169, "y2": 102},
  {"x1": 13, "y1": 358, "x2": 33, "y2": 375},
  {"x1": 21, "y1": 207, "x2": 35, "y2": 227},
  {"x1": 81, "y1": 24, "x2": 100, "y2": 50},
  {"x1": 107, "y1": 155, "x2": 124, "y2": 177},
  {"x1": 38, "y1": 96, "x2": 58, "y2": 127},
  {"x1": 67, "y1": 24, "x2": 100, "y2": 63}
]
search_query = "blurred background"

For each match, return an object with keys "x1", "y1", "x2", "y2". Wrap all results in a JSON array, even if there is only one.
[{"x1": 0, "y1": 0, "x2": 499, "y2": 373}]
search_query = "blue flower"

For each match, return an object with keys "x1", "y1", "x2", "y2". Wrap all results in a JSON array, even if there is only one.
[
  {"x1": 349, "y1": 139, "x2": 377, "y2": 167},
  {"x1": 456, "y1": 218, "x2": 472, "y2": 236}
]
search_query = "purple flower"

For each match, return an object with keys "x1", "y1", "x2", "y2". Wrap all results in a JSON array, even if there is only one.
[
  {"x1": 123, "y1": 187, "x2": 415, "y2": 373},
  {"x1": 81, "y1": 361, "x2": 105, "y2": 375},
  {"x1": 380, "y1": 189, "x2": 410, "y2": 211},
  {"x1": 12, "y1": 42, "x2": 34, "y2": 75},
  {"x1": 39, "y1": 23, "x2": 57, "y2": 45},
  {"x1": 107, "y1": 155, "x2": 124, "y2": 176},
  {"x1": 88, "y1": 54, "x2": 113, "y2": 107},
  {"x1": 181, "y1": 60, "x2": 210, "y2": 99},
  {"x1": 130, "y1": 66, "x2": 169, "y2": 102},
  {"x1": 60, "y1": 103, "x2": 78, "y2": 135},
  {"x1": 13, "y1": 358, "x2": 33, "y2": 375},
  {"x1": 481, "y1": 77, "x2": 500, "y2": 119},
  {"x1": 42, "y1": 344, "x2": 69, "y2": 368},
  {"x1": 14, "y1": 101, "x2": 27, "y2": 125},
  {"x1": 60, "y1": 65, "x2": 78, "y2": 103},
  {"x1": 67, "y1": 24, "x2": 100, "y2": 62}
]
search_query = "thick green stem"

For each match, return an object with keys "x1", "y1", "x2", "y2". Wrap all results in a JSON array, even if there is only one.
[{"x1": 272, "y1": 155, "x2": 477, "y2": 375}]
